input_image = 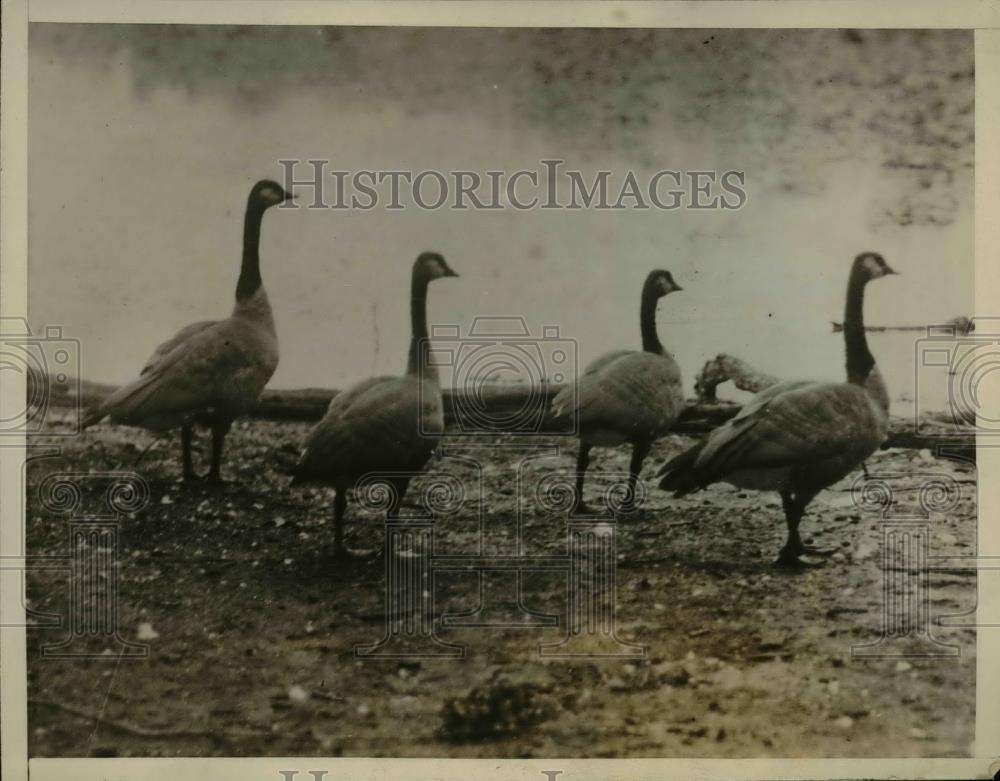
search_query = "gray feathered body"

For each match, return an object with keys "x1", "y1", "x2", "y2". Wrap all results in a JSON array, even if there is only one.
[
  {"x1": 292, "y1": 374, "x2": 444, "y2": 484},
  {"x1": 658, "y1": 372, "x2": 889, "y2": 497},
  {"x1": 552, "y1": 349, "x2": 685, "y2": 446},
  {"x1": 83, "y1": 289, "x2": 279, "y2": 431}
]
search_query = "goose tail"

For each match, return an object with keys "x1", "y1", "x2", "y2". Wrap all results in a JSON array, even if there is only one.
[
  {"x1": 80, "y1": 405, "x2": 107, "y2": 429},
  {"x1": 656, "y1": 440, "x2": 707, "y2": 497}
]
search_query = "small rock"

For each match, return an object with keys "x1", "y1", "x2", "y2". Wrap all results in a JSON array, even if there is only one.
[
  {"x1": 274, "y1": 517, "x2": 286, "y2": 528},
  {"x1": 834, "y1": 715, "x2": 854, "y2": 729},
  {"x1": 288, "y1": 685, "x2": 309, "y2": 704},
  {"x1": 136, "y1": 622, "x2": 159, "y2": 641},
  {"x1": 827, "y1": 680, "x2": 841, "y2": 695},
  {"x1": 159, "y1": 495, "x2": 174, "y2": 505},
  {"x1": 896, "y1": 661, "x2": 913, "y2": 672},
  {"x1": 909, "y1": 727, "x2": 928, "y2": 740}
]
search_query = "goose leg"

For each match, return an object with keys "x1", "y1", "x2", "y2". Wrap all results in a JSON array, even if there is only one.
[
  {"x1": 618, "y1": 440, "x2": 651, "y2": 519},
  {"x1": 572, "y1": 442, "x2": 594, "y2": 516},
  {"x1": 181, "y1": 425, "x2": 199, "y2": 482},
  {"x1": 776, "y1": 491, "x2": 832, "y2": 568},
  {"x1": 331, "y1": 483, "x2": 379, "y2": 562},
  {"x1": 206, "y1": 421, "x2": 232, "y2": 485},
  {"x1": 388, "y1": 477, "x2": 412, "y2": 520},
  {"x1": 332, "y1": 486, "x2": 349, "y2": 559}
]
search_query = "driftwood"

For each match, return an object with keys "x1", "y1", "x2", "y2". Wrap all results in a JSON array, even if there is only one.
[
  {"x1": 36, "y1": 373, "x2": 976, "y2": 453},
  {"x1": 829, "y1": 315, "x2": 974, "y2": 335}
]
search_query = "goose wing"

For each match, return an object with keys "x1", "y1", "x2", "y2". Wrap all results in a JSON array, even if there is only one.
[
  {"x1": 555, "y1": 351, "x2": 684, "y2": 438},
  {"x1": 85, "y1": 318, "x2": 276, "y2": 429},
  {"x1": 141, "y1": 320, "x2": 217, "y2": 375},
  {"x1": 659, "y1": 380, "x2": 886, "y2": 492},
  {"x1": 295, "y1": 375, "x2": 442, "y2": 480}
]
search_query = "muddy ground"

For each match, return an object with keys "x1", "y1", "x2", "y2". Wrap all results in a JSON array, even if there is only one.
[{"x1": 25, "y1": 410, "x2": 976, "y2": 758}]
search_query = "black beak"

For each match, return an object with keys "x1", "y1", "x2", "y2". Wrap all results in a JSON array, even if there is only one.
[
  {"x1": 885, "y1": 265, "x2": 899, "y2": 275},
  {"x1": 673, "y1": 284, "x2": 684, "y2": 292},
  {"x1": 444, "y1": 267, "x2": 460, "y2": 278},
  {"x1": 284, "y1": 192, "x2": 297, "y2": 202}
]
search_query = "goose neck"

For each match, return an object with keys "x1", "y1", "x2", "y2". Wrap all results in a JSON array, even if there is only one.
[
  {"x1": 640, "y1": 282, "x2": 664, "y2": 354},
  {"x1": 236, "y1": 200, "x2": 266, "y2": 303},
  {"x1": 844, "y1": 267, "x2": 875, "y2": 385},
  {"x1": 406, "y1": 275, "x2": 437, "y2": 380}
]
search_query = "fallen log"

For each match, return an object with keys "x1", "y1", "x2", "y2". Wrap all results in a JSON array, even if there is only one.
[{"x1": 36, "y1": 373, "x2": 977, "y2": 452}]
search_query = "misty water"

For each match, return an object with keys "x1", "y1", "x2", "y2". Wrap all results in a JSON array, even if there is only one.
[{"x1": 27, "y1": 27, "x2": 973, "y2": 416}]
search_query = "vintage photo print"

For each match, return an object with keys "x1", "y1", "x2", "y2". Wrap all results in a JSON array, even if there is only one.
[{"x1": 1, "y1": 3, "x2": 998, "y2": 781}]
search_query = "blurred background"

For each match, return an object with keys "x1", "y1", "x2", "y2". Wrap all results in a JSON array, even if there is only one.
[{"x1": 28, "y1": 26, "x2": 974, "y2": 415}]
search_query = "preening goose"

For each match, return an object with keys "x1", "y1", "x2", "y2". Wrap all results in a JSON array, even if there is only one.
[
  {"x1": 551, "y1": 270, "x2": 686, "y2": 515},
  {"x1": 291, "y1": 252, "x2": 459, "y2": 560},
  {"x1": 82, "y1": 179, "x2": 293, "y2": 483},
  {"x1": 656, "y1": 252, "x2": 898, "y2": 568}
]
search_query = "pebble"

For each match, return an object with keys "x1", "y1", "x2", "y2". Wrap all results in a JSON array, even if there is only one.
[
  {"x1": 834, "y1": 715, "x2": 854, "y2": 729},
  {"x1": 288, "y1": 685, "x2": 309, "y2": 704},
  {"x1": 136, "y1": 622, "x2": 159, "y2": 641},
  {"x1": 896, "y1": 661, "x2": 913, "y2": 672}
]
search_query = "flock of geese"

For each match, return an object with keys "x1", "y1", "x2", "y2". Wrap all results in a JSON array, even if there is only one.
[{"x1": 83, "y1": 179, "x2": 898, "y2": 569}]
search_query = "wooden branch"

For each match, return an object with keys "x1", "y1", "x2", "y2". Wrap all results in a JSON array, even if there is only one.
[{"x1": 41, "y1": 374, "x2": 976, "y2": 452}]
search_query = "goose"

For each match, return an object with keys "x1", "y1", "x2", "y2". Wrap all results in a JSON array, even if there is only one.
[
  {"x1": 82, "y1": 179, "x2": 293, "y2": 483},
  {"x1": 656, "y1": 252, "x2": 898, "y2": 568},
  {"x1": 290, "y1": 251, "x2": 459, "y2": 560},
  {"x1": 551, "y1": 269, "x2": 686, "y2": 516}
]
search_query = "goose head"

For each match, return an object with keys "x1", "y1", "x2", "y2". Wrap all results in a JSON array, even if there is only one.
[
  {"x1": 854, "y1": 251, "x2": 897, "y2": 282},
  {"x1": 647, "y1": 269, "x2": 683, "y2": 298},
  {"x1": 414, "y1": 251, "x2": 459, "y2": 283},
  {"x1": 250, "y1": 179, "x2": 295, "y2": 209}
]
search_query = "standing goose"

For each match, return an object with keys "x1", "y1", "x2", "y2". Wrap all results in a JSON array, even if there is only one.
[
  {"x1": 551, "y1": 269, "x2": 685, "y2": 515},
  {"x1": 291, "y1": 252, "x2": 459, "y2": 560},
  {"x1": 656, "y1": 252, "x2": 898, "y2": 568},
  {"x1": 82, "y1": 179, "x2": 293, "y2": 483}
]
